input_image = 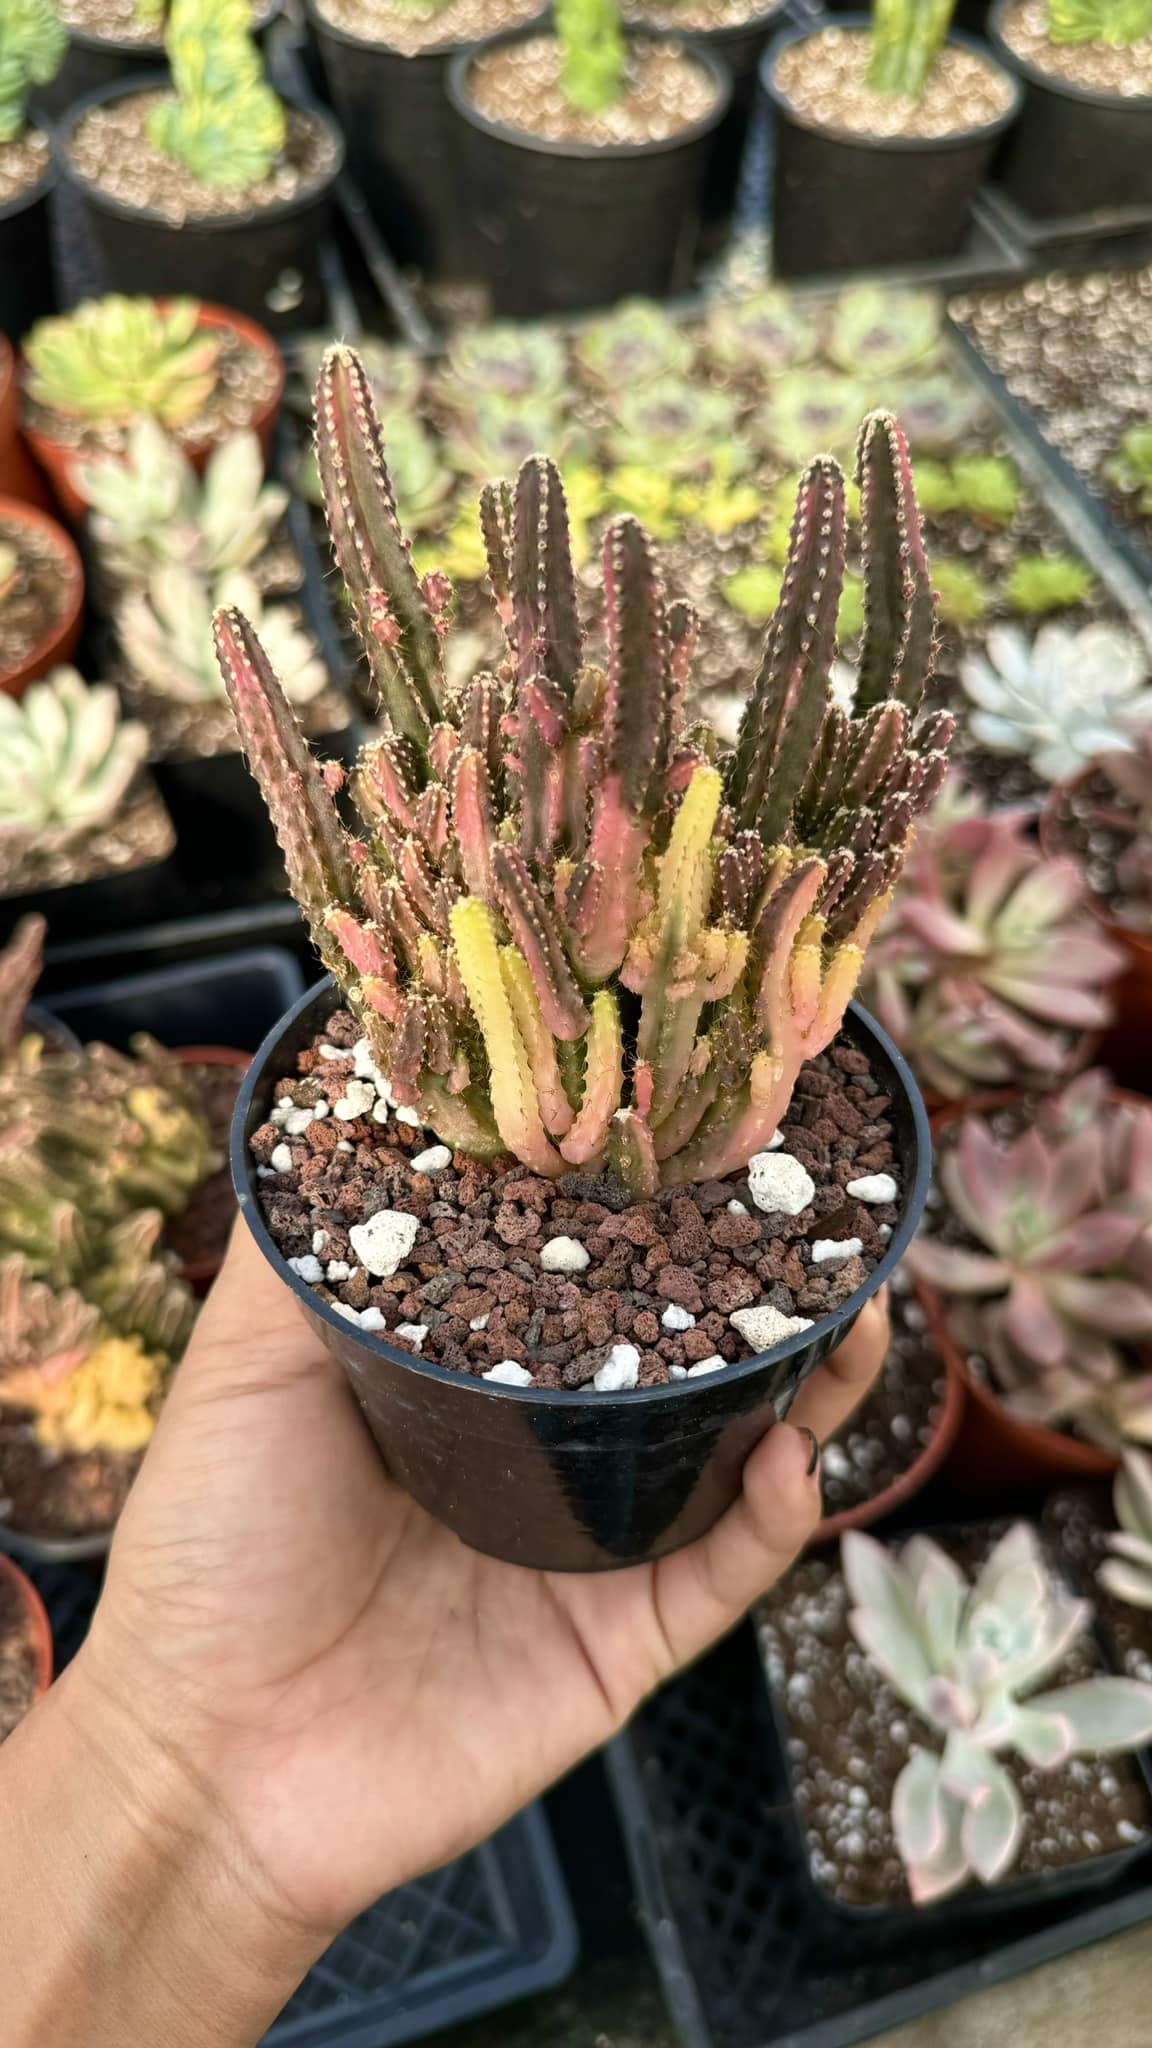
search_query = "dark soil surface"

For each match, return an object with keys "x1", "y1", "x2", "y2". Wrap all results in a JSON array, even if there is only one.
[
  {"x1": 252, "y1": 1009, "x2": 900, "y2": 1388},
  {"x1": 315, "y1": 0, "x2": 540, "y2": 54},
  {"x1": 164, "y1": 1060, "x2": 246, "y2": 1276},
  {"x1": 756, "y1": 1528, "x2": 1152, "y2": 1909},
  {"x1": 1046, "y1": 770, "x2": 1151, "y2": 937},
  {"x1": 1045, "y1": 1488, "x2": 1152, "y2": 1687},
  {"x1": 466, "y1": 36, "x2": 720, "y2": 145},
  {"x1": 0, "y1": 514, "x2": 79, "y2": 681},
  {"x1": 66, "y1": 95, "x2": 338, "y2": 226},
  {"x1": 2, "y1": 778, "x2": 174, "y2": 900},
  {"x1": 772, "y1": 31, "x2": 1013, "y2": 139},
  {"x1": 817, "y1": 1274, "x2": 946, "y2": 1525},
  {"x1": 0, "y1": 129, "x2": 52, "y2": 208},
  {"x1": 0, "y1": 1570, "x2": 38, "y2": 1742},
  {"x1": 0, "y1": 1412, "x2": 137, "y2": 1540},
  {"x1": 23, "y1": 320, "x2": 280, "y2": 458}
]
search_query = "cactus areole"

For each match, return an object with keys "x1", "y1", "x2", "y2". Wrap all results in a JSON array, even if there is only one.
[{"x1": 217, "y1": 346, "x2": 950, "y2": 1199}]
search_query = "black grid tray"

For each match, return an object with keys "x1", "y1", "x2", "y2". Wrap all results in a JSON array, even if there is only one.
[
  {"x1": 606, "y1": 1624, "x2": 1152, "y2": 2048},
  {"x1": 28, "y1": 1560, "x2": 578, "y2": 2046}
]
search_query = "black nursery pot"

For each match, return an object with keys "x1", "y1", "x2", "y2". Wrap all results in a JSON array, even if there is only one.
[
  {"x1": 35, "y1": 0, "x2": 281, "y2": 123},
  {"x1": 691, "y1": 0, "x2": 787, "y2": 237},
  {"x1": 0, "y1": 117, "x2": 57, "y2": 341},
  {"x1": 232, "y1": 982, "x2": 930, "y2": 1573},
  {"x1": 445, "y1": 27, "x2": 733, "y2": 318},
  {"x1": 987, "y1": 0, "x2": 1152, "y2": 217},
  {"x1": 762, "y1": 19, "x2": 1022, "y2": 277},
  {"x1": 57, "y1": 75, "x2": 345, "y2": 332}
]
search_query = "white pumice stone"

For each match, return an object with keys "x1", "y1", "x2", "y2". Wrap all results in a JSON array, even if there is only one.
[
  {"x1": 336, "y1": 1139, "x2": 354, "y2": 1153},
  {"x1": 669, "y1": 1364, "x2": 688, "y2": 1381},
  {"x1": 593, "y1": 1343, "x2": 641, "y2": 1392},
  {"x1": 811, "y1": 1236, "x2": 865, "y2": 1264},
  {"x1": 394, "y1": 1105, "x2": 421, "y2": 1128},
  {"x1": 319, "y1": 1043, "x2": 348, "y2": 1060},
  {"x1": 747, "y1": 1151, "x2": 816, "y2": 1216},
  {"x1": 395, "y1": 1323, "x2": 428, "y2": 1349},
  {"x1": 358, "y1": 1307, "x2": 388, "y2": 1333},
  {"x1": 661, "y1": 1303, "x2": 696, "y2": 1332},
  {"x1": 256, "y1": 1165, "x2": 274, "y2": 1179},
  {"x1": 540, "y1": 1235, "x2": 590, "y2": 1274},
  {"x1": 371, "y1": 1100, "x2": 389, "y2": 1124},
  {"x1": 767, "y1": 1129, "x2": 784, "y2": 1149},
  {"x1": 726, "y1": 1199, "x2": 749, "y2": 1216},
  {"x1": 846, "y1": 1172, "x2": 899, "y2": 1204},
  {"x1": 331, "y1": 1301, "x2": 363, "y2": 1325},
  {"x1": 269, "y1": 1099, "x2": 294, "y2": 1127},
  {"x1": 325, "y1": 1260, "x2": 352, "y2": 1282},
  {"x1": 333, "y1": 1079, "x2": 376, "y2": 1121},
  {"x1": 485, "y1": 1361, "x2": 534, "y2": 1385},
  {"x1": 282, "y1": 1107, "x2": 315, "y2": 1136},
  {"x1": 270, "y1": 1143, "x2": 293, "y2": 1174},
  {"x1": 312, "y1": 1229, "x2": 330, "y2": 1255},
  {"x1": 349, "y1": 1209, "x2": 420, "y2": 1277},
  {"x1": 469, "y1": 1313, "x2": 490, "y2": 1331},
  {"x1": 288, "y1": 1254, "x2": 324, "y2": 1283},
  {"x1": 687, "y1": 1355, "x2": 727, "y2": 1376},
  {"x1": 730, "y1": 1304, "x2": 814, "y2": 1351},
  {"x1": 352, "y1": 1038, "x2": 387, "y2": 1086},
  {"x1": 312, "y1": 1100, "x2": 329, "y2": 1118},
  {"x1": 411, "y1": 1145, "x2": 452, "y2": 1174},
  {"x1": 878, "y1": 1222, "x2": 893, "y2": 1242}
]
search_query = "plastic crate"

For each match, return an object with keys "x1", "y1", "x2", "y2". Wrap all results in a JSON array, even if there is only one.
[
  {"x1": 29, "y1": 1558, "x2": 579, "y2": 2046},
  {"x1": 606, "y1": 1625, "x2": 1152, "y2": 2048}
]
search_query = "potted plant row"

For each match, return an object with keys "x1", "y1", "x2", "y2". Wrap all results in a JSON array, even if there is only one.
[
  {"x1": 0, "y1": 0, "x2": 62, "y2": 340},
  {"x1": 988, "y1": 0, "x2": 1152, "y2": 221},
  {"x1": 36, "y1": 0, "x2": 280, "y2": 122}
]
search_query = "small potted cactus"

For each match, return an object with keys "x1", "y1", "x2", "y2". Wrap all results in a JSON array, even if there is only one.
[
  {"x1": 446, "y1": 0, "x2": 732, "y2": 315},
  {"x1": 989, "y1": 0, "x2": 1152, "y2": 218},
  {"x1": 0, "y1": 1551, "x2": 52, "y2": 1740},
  {"x1": 757, "y1": 1521, "x2": 1152, "y2": 1917},
  {"x1": 0, "y1": 495, "x2": 84, "y2": 696},
  {"x1": 762, "y1": 0, "x2": 1022, "y2": 274},
  {"x1": 221, "y1": 346, "x2": 949, "y2": 1571},
  {"x1": 57, "y1": 0, "x2": 344, "y2": 331},
  {"x1": 37, "y1": 0, "x2": 280, "y2": 122},
  {"x1": 909, "y1": 1071, "x2": 1152, "y2": 1491},
  {"x1": 0, "y1": 0, "x2": 64, "y2": 339},
  {"x1": 20, "y1": 294, "x2": 285, "y2": 525}
]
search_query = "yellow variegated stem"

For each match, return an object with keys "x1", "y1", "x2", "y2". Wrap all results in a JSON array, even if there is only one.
[
  {"x1": 449, "y1": 900, "x2": 564, "y2": 1175},
  {"x1": 416, "y1": 1077, "x2": 506, "y2": 1159},
  {"x1": 655, "y1": 764, "x2": 722, "y2": 951},
  {"x1": 789, "y1": 915, "x2": 825, "y2": 1040},
  {"x1": 560, "y1": 991, "x2": 623, "y2": 1165},
  {"x1": 810, "y1": 891, "x2": 893, "y2": 1055},
  {"x1": 754, "y1": 863, "x2": 825, "y2": 1042},
  {"x1": 499, "y1": 948, "x2": 575, "y2": 1138},
  {"x1": 662, "y1": 1048, "x2": 793, "y2": 1185},
  {"x1": 652, "y1": 1066, "x2": 719, "y2": 1161}
]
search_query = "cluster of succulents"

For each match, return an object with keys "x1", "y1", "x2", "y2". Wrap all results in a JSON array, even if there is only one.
[
  {"x1": 555, "y1": 0, "x2": 626, "y2": 114},
  {"x1": 215, "y1": 348, "x2": 950, "y2": 1187},
  {"x1": 844, "y1": 1523, "x2": 1152, "y2": 1903},
  {"x1": 960, "y1": 623, "x2": 1152, "y2": 783},
  {"x1": 866, "y1": 0, "x2": 957, "y2": 98},
  {"x1": 24, "y1": 297, "x2": 220, "y2": 432},
  {"x1": 150, "y1": 0, "x2": 285, "y2": 188},
  {"x1": 119, "y1": 567, "x2": 325, "y2": 707},
  {"x1": 1104, "y1": 424, "x2": 1152, "y2": 512},
  {"x1": 0, "y1": 0, "x2": 65, "y2": 144},
  {"x1": 1101, "y1": 1451, "x2": 1152, "y2": 1609},
  {"x1": 73, "y1": 421, "x2": 291, "y2": 588},
  {"x1": 0, "y1": 668, "x2": 150, "y2": 842},
  {"x1": 1049, "y1": 0, "x2": 1152, "y2": 43}
]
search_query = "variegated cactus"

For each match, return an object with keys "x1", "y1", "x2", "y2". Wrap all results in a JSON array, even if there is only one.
[{"x1": 215, "y1": 347, "x2": 952, "y2": 1192}]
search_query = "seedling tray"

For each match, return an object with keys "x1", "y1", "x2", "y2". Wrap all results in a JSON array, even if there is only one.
[{"x1": 606, "y1": 1624, "x2": 1152, "y2": 2048}]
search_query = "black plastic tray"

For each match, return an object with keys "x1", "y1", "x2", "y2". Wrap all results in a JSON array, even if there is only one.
[
  {"x1": 979, "y1": 182, "x2": 1152, "y2": 271},
  {"x1": 26, "y1": 1563, "x2": 578, "y2": 2048},
  {"x1": 606, "y1": 1624, "x2": 1152, "y2": 2048},
  {"x1": 47, "y1": 945, "x2": 306, "y2": 1052}
]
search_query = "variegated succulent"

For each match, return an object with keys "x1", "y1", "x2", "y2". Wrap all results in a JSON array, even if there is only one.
[
  {"x1": 213, "y1": 348, "x2": 951, "y2": 1189},
  {"x1": 705, "y1": 289, "x2": 821, "y2": 374},
  {"x1": 1100, "y1": 1451, "x2": 1152, "y2": 1609},
  {"x1": 0, "y1": 667, "x2": 149, "y2": 841},
  {"x1": 961, "y1": 623, "x2": 1152, "y2": 784},
  {"x1": 24, "y1": 297, "x2": 220, "y2": 431},
  {"x1": 845, "y1": 1523, "x2": 1152, "y2": 1905},
  {"x1": 864, "y1": 778, "x2": 1122, "y2": 1096},
  {"x1": 575, "y1": 300, "x2": 695, "y2": 384},
  {"x1": 72, "y1": 420, "x2": 291, "y2": 586},
  {"x1": 445, "y1": 324, "x2": 568, "y2": 401},
  {"x1": 119, "y1": 568, "x2": 326, "y2": 705},
  {"x1": 825, "y1": 286, "x2": 942, "y2": 377},
  {"x1": 605, "y1": 381, "x2": 743, "y2": 480}
]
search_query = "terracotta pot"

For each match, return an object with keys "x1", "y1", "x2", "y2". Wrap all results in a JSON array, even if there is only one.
[
  {"x1": 1041, "y1": 776, "x2": 1152, "y2": 1098},
  {"x1": 172, "y1": 1045, "x2": 251, "y2": 1292},
  {"x1": 813, "y1": 1331, "x2": 966, "y2": 1543},
  {"x1": 0, "y1": 496, "x2": 84, "y2": 697},
  {"x1": 0, "y1": 1549, "x2": 53, "y2": 1706},
  {"x1": 21, "y1": 300, "x2": 285, "y2": 527},
  {"x1": 0, "y1": 338, "x2": 51, "y2": 512}
]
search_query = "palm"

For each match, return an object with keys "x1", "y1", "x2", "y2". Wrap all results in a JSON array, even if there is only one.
[{"x1": 91, "y1": 1222, "x2": 886, "y2": 1935}]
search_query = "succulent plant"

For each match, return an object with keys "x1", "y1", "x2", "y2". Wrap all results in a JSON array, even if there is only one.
[
  {"x1": 294, "y1": 336, "x2": 424, "y2": 423},
  {"x1": 605, "y1": 381, "x2": 743, "y2": 480},
  {"x1": 825, "y1": 286, "x2": 942, "y2": 377},
  {"x1": 214, "y1": 349, "x2": 952, "y2": 1189},
  {"x1": 73, "y1": 419, "x2": 290, "y2": 586},
  {"x1": 603, "y1": 466, "x2": 684, "y2": 543},
  {"x1": 679, "y1": 466, "x2": 763, "y2": 538},
  {"x1": 302, "y1": 415, "x2": 454, "y2": 535},
  {"x1": 119, "y1": 568, "x2": 326, "y2": 706},
  {"x1": 931, "y1": 558, "x2": 992, "y2": 627},
  {"x1": 864, "y1": 778, "x2": 1122, "y2": 1095},
  {"x1": 555, "y1": 0, "x2": 625, "y2": 112},
  {"x1": 844, "y1": 1523, "x2": 1152, "y2": 1905},
  {"x1": 0, "y1": 914, "x2": 46, "y2": 1067},
  {"x1": 24, "y1": 296, "x2": 220, "y2": 431},
  {"x1": 445, "y1": 325, "x2": 567, "y2": 402},
  {"x1": 705, "y1": 289, "x2": 822, "y2": 374},
  {"x1": 961, "y1": 623, "x2": 1152, "y2": 783},
  {"x1": 1100, "y1": 1451, "x2": 1152, "y2": 1608},
  {"x1": 0, "y1": 667, "x2": 149, "y2": 841},
  {"x1": 908, "y1": 1088, "x2": 1152, "y2": 1431},
  {"x1": 150, "y1": 0, "x2": 285, "y2": 187},
  {"x1": 444, "y1": 394, "x2": 578, "y2": 481},
  {"x1": 758, "y1": 371, "x2": 871, "y2": 467},
  {"x1": 1103, "y1": 422, "x2": 1152, "y2": 510},
  {"x1": 1002, "y1": 554, "x2": 1095, "y2": 615},
  {"x1": 867, "y1": 0, "x2": 958, "y2": 96},
  {"x1": 949, "y1": 454, "x2": 1021, "y2": 527},
  {"x1": 574, "y1": 301, "x2": 695, "y2": 385},
  {"x1": 1049, "y1": 0, "x2": 1152, "y2": 42},
  {"x1": 0, "y1": 0, "x2": 65, "y2": 144},
  {"x1": 886, "y1": 374, "x2": 984, "y2": 456}
]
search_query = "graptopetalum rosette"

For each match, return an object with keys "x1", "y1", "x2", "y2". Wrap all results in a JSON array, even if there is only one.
[{"x1": 213, "y1": 347, "x2": 952, "y2": 1194}]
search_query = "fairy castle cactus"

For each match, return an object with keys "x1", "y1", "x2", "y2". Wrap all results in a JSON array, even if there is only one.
[
  {"x1": 867, "y1": 0, "x2": 957, "y2": 97},
  {"x1": 215, "y1": 347, "x2": 952, "y2": 1193},
  {"x1": 554, "y1": 0, "x2": 626, "y2": 114},
  {"x1": 0, "y1": 0, "x2": 65, "y2": 144},
  {"x1": 150, "y1": 0, "x2": 285, "y2": 187}
]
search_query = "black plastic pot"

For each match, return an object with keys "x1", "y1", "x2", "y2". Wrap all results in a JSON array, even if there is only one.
[
  {"x1": 677, "y1": 0, "x2": 787, "y2": 239},
  {"x1": 233, "y1": 981, "x2": 930, "y2": 1573},
  {"x1": 446, "y1": 26, "x2": 733, "y2": 318},
  {"x1": 35, "y1": 0, "x2": 280, "y2": 122},
  {"x1": 0, "y1": 117, "x2": 57, "y2": 341},
  {"x1": 57, "y1": 74, "x2": 345, "y2": 332},
  {"x1": 987, "y1": 0, "x2": 1152, "y2": 217},
  {"x1": 762, "y1": 19, "x2": 1023, "y2": 277}
]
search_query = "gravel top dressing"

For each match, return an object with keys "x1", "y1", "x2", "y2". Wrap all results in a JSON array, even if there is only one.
[
  {"x1": 772, "y1": 30, "x2": 1014, "y2": 140},
  {"x1": 1045, "y1": 1489, "x2": 1152, "y2": 1688},
  {"x1": 314, "y1": 0, "x2": 540, "y2": 54},
  {"x1": 1000, "y1": 0, "x2": 1152, "y2": 95},
  {"x1": 0, "y1": 129, "x2": 51, "y2": 208},
  {"x1": 23, "y1": 321, "x2": 280, "y2": 457},
  {"x1": 1, "y1": 781, "x2": 174, "y2": 901},
  {"x1": 0, "y1": 1573, "x2": 37, "y2": 1742},
  {"x1": 252, "y1": 1008, "x2": 900, "y2": 1391},
  {"x1": 0, "y1": 515, "x2": 79, "y2": 680},
  {"x1": 1048, "y1": 769, "x2": 1151, "y2": 937},
  {"x1": 466, "y1": 35, "x2": 721, "y2": 145},
  {"x1": 623, "y1": 0, "x2": 776, "y2": 31},
  {"x1": 59, "y1": 0, "x2": 266, "y2": 41},
  {"x1": 817, "y1": 1275, "x2": 946, "y2": 1523},
  {"x1": 66, "y1": 94, "x2": 338, "y2": 226},
  {"x1": 0, "y1": 1412, "x2": 138, "y2": 1539}
]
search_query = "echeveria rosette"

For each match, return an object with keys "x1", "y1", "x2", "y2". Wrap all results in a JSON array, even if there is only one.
[
  {"x1": 961, "y1": 623, "x2": 1152, "y2": 785},
  {"x1": 863, "y1": 779, "x2": 1123, "y2": 1097},
  {"x1": 844, "y1": 1524, "x2": 1152, "y2": 1905},
  {"x1": 907, "y1": 1089, "x2": 1152, "y2": 1437},
  {"x1": 1100, "y1": 1450, "x2": 1152, "y2": 1610}
]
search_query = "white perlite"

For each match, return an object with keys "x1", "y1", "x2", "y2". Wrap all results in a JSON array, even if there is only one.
[
  {"x1": 319, "y1": 1042, "x2": 348, "y2": 1060},
  {"x1": 336, "y1": 1139, "x2": 354, "y2": 1153},
  {"x1": 333, "y1": 1079, "x2": 376, "y2": 1121},
  {"x1": 371, "y1": 1099, "x2": 389, "y2": 1125},
  {"x1": 326, "y1": 1260, "x2": 353, "y2": 1282},
  {"x1": 485, "y1": 1360, "x2": 533, "y2": 1386},
  {"x1": 687, "y1": 1355, "x2": 727, "y2": 1376},
  {"x1": 282, "y1": 1106, "x2": 316, "y2": 1136},
  {"x1": 394, "y1": 1105, "x2": 421, "y2": 1128},
  {"x1": 593, "y1": 1343, "x2": 640, "y2": 1392},
  {"x1": 811, "y1": 1236, "x2": 865, "y2": 1264},
  {"x1": 270, "y1": 1143, "x2": 292, "y2": 1174},
  {"x1": 395, "y1": 1323, "x2": 428, "y2": 1349},
  {"x1": 669, "y1": 1364, "x2": 688, "y2": 1381},
  {"x1": 661, "y1": 1303, "x2": 696, "y2": 1332},
  {"x1": 311, "y1": 1229, "x2": 330, "y2": 1255},
  {"x1": 726, "y1": 1199, "x2": 749, "y2": 1216},
  {"x1": 349, "y1": 1208, "x2": 420, "y2": 1277},
  {"x1": 312, "y1": 1100, "x2": 329, "y2": 1119},
  {"x1": 352, "y1": 1039, "x2": 389, "y2": 1090},
  {"x1": 730, "y1": 1304, "x2": 814, "y2": 1352},
  {"x1": 846, "y1": 1172, "x2": 899, "y2": 1205},
  {"x1": 540, "y1": 1235, "x2": 590, "y2": 1274},
  {"x1": 410, "y1": 1145, "x2": 451, "y2": 1174},
  {"x1": 469, "y1": 1313, "x2": 490, "y2": 1331},
  {"x1": 359, "y1": 1307, "x2": 387, "y2": 1333},
  {"x1": 747, "y1": 1151, "x2": 815, "y2": 1216},
  {"x1": 878, "y1": 1223, "x2": 893, "y2": 1243},
  {"x1": 288, "y1": 1254, "x2": 324, "y2": 1283}
]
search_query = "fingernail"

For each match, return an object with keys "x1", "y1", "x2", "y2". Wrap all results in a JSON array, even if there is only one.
[{"x1": 798, "y1": 1426, "x2": 820, "y2": 1477}]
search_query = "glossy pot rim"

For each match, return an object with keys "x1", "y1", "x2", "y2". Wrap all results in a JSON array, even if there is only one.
[
  {"x1": 762, "y1": 16, "x2": 1024, "y2": 149},
  {"x1": 0, "y1": 493, "x2": 84, "y2": 694},
  {"x1": 232, "y1": 977, "x2": 931, "y2": 1412}
]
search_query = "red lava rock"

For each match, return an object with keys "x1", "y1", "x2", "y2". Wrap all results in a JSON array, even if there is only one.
[
  {"x1": 827, "y1": 1094, "x2": 866, "y2": 1135},
  {"x1": 632, "y1": 1310, "x2": 661, "y2": 1345},
  {"x1": 709, "y1": 1212, "x2": 761, "y2": 1248},
  {"x1": 448, "y1": 1286, "x2": 495, "y2": 1321},
  {"x1": 655, "y1": 1266, "x2": 704, "y2": 1315},
  {"x1": 831, "y1": 1046, "x2": 870, "y2": 1075},
  {"x1": 503, "y1": 1176, "x2": 552, "y2": 1209},
  {"x1": 533, "y1": 1364, "x2": 563, "y2": 1389},
  {"x1": 681, "y1": 1327, "x2": 718, "y2": 1362},
  {"x1": 638, "y1": 1353, "x2": 669, "y2": 1386},
  {"x1": 602, "y1": 1205, "x2": 662, "y2": 1247},
  {"x1": 706, "y1": 1269, "x2": 760, "y2": 1314}
]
